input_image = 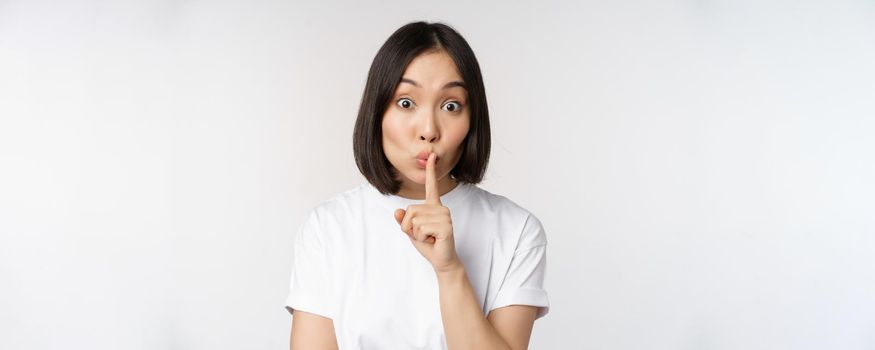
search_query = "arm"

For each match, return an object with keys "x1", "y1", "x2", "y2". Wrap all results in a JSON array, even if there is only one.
[
  {"x1": 289, "y1": 310, "x2": 339, "y2": 350},
  {"x1": 436, "y1": 261, "x2": 539, "y2": 350}
]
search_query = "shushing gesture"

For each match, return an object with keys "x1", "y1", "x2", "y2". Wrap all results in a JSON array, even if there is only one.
[{"x1": 394, "y1": 152, "x2": 460, "y2": 273}]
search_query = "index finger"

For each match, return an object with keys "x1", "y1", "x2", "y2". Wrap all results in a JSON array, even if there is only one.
[{"x1": 425, "y1": 152, "x2": 441, "y2": 205}]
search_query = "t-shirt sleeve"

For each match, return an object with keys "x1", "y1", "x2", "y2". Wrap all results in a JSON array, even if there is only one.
[
  {"x1": 487, "y1": 213, "x2": 550, "y2": 320},
  {"x1": 284, "y1": 210, "x2": 335, "y2": 319}
]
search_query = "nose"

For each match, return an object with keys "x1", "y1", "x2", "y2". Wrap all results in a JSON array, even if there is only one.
[{"x1": 417, "y1": 110, "x2": 439, "y2": 143}]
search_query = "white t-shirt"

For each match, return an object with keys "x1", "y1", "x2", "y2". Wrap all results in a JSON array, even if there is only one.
[{"x1": 284, "y1": 180, "x2": 549, "y2": 349}]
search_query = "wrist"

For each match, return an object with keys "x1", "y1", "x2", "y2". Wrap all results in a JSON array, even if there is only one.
[{"x1": 434, "y1": 257, "x2": 464, "y2": 275}]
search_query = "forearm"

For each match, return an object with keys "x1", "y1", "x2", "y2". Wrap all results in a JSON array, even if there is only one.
[{"x1": 436, "y1": 261, "x2": 511, "y2": 350}]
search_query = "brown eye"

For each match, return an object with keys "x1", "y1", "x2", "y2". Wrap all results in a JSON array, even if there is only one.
[
  {"x1": 442, "y1": 101, "x2": 462, "y2": 112},
  {"x1": 396, "y1": 98, "x2": 414, "y2": 109}
]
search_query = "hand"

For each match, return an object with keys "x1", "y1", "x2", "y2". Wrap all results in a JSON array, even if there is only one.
[{"x1": 394, "y1": 152, "x2": 461, "y2": 272}]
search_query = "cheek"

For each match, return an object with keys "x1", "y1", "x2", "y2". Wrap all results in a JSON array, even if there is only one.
[
  {"x1": 448, "y1": 117, "x2": 470, "y2": 145},
  {"x1": 381, "y1": 113, "x2": 406, "y2": 156}
]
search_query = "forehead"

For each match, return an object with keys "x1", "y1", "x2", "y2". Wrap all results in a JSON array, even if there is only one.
[{"x1": 400, "y1": 50, "x2": 464, "y2": 88}]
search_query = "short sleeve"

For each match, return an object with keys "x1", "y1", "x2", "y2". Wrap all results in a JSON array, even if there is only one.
[
  {"x1": 488, "y1": 214, "x2": 550, "y2": 320},
  {"x1": 284, "y1": 210, "x2": 335, "y2": 319}
]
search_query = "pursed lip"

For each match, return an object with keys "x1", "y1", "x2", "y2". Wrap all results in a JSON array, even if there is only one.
[{"x1": 415, "y1": 150, "x2": 438, "y2": 161}]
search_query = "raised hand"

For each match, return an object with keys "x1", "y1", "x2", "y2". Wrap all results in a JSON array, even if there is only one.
[{"x1": 394, "y1": 152, "x2": 460, "y2": 272}]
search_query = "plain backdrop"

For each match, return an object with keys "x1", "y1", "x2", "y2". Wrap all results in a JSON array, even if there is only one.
[{"x1": 1, "y1": 0, "x2": 874, "y2": 349}]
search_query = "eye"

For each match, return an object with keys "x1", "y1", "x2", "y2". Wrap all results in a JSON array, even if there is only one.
[
  {"x1": 396, "y1": 98, "x2": 415, "y2": 109},
  {"x1": 442, "y1": 101, "x2": 462, "y2": 112}
]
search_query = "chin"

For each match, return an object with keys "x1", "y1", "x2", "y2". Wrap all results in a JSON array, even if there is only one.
[
  {"x1": 396, "y1": 169, "x2": 424, "y2": 185},
  {"x1": 410, "y1": 172, "x2": 427, "y2": 184}
]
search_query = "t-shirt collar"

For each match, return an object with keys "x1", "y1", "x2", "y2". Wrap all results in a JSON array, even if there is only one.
[{"x1": 366, "y1": 180, "x2": 473, "y2": 209}]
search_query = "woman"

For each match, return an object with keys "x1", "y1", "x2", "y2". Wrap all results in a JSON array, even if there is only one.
[{"x1": 286, "y1": 21, "x2": 549, "y2": 350}]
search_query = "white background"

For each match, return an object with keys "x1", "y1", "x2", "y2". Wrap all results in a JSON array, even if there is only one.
[{"x1": 1, "y1": 0, "x2": 874, "y2": 349}]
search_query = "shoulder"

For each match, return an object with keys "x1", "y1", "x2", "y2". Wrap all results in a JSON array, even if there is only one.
[
  {"x1": 292, "y1": 183, "x2": 370, "y2": 239},
  {"x1": 302, "y1": 183, "x2": 370, "y2": 224},
  {"x1": 293, "y1": 183, "x2": 371, "y2": 249},
  {"x1": 465, "y1": 185, "x2": 547, "y2": 247},
  {"x1": 468, "y1": 185, "x2": 541, "y2": 222}
]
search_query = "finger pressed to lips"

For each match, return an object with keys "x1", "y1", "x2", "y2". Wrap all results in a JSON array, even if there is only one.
[
  {"x1": 415, "y1": 158, "x2": 430, "y2": 169},
  {"x1": 415, "y1": 152, "x2": 439, "y2": 169},
  {"x1": 425, "y1": 152, "x2": 441, "y2": 205},
  {"x1": 416, "y1": 150, "x2": 439, "y2": 161},
  {"x1": 397, "y1": 152, "x2": 445, "y2": 238}
]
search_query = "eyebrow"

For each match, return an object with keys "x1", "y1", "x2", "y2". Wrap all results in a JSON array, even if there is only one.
[{"x1": 399, "y1": 78, "x2": 467, "y2": 91}]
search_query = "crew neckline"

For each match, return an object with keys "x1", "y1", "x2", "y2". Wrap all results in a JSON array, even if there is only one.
[{"x1": 365, "y1": 180, "x2": 474, "y2": 209}]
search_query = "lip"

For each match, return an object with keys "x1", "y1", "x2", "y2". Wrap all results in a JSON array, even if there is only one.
[
  {"x1": 415, "y1": 151, "x2": 438, "y2": 162},
  {"x1": 414, "y1": 151, "x2": 438, "y2": 169},
  {"x1": 415, "y1": 158, "x2": 428, "y2": 169}
]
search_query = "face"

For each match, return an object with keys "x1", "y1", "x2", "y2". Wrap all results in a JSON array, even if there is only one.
[{"x1": 381, "y1": 49, "x2": 470, "y2": 198}]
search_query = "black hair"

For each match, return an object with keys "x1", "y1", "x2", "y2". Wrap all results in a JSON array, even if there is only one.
[{"x1": 353, "y1": 21, "x2": 491, "y2": 195}]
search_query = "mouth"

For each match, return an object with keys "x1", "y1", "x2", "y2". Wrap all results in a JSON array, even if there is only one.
[
  {"x1": 414, "y1": 153, "x2": 438, "y2": 169},
  {"x1": 415, "y1": 151, "x2": 438, "y2": 162},
  {"x1": 415, "y1": 158, "x2": 428, "y2": 169}
]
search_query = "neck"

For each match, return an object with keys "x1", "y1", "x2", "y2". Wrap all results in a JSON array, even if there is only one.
[{"x1": 395, "y1": 177, "x2": 459, "y2": 200}]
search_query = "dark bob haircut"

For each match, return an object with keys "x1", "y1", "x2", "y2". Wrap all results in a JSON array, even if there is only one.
[{"x1": 353, "y1": 21, "x2": 491, "y2": 195}]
